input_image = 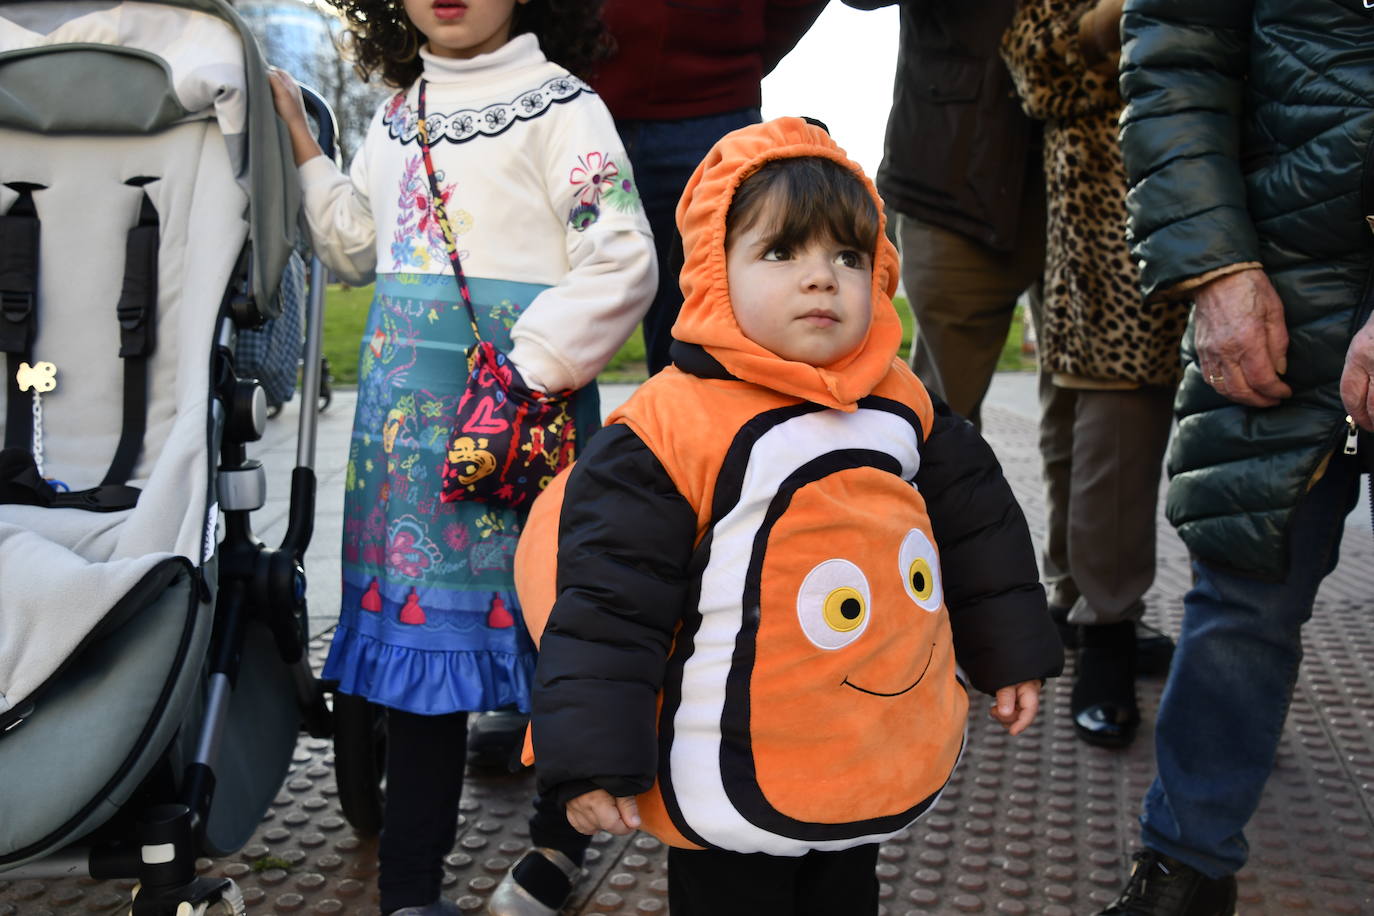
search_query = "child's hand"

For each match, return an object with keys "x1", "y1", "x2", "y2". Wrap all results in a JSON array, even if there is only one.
[
  {"x1": 989, "y1": 680, "x2": 1041, "y2": 736},
  {"x1": 266, "y1": 67, "x2": 324, "y2": 166},
  {"x1": 566, "y1": 789, "x2": 641, "y2": 836},
  {"x1": 266, "y1": 67, "x2": 308, "y2": 128}
]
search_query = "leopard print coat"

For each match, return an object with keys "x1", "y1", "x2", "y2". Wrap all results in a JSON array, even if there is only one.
[{"x1": 1000, "y1": 0, "x2": 1188, "y2": 387}]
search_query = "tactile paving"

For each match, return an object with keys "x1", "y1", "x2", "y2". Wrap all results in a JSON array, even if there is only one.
[{"x1": 5, "y1": 399, "x2": 1374, "y2": 914}]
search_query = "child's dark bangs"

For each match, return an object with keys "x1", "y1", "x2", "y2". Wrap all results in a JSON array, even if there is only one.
[{"x1": 728, "y1": 157, "x2": 879, "y2": 254}]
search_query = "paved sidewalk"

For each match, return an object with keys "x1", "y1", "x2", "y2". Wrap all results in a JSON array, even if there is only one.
[{"x1": 4, "y1": 373, "x2": 1374, "y2": 915}]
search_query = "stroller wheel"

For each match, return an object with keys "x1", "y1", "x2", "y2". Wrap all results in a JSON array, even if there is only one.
[{"x1": 333, "y1": 692, "x2": 386, "y2": 835}]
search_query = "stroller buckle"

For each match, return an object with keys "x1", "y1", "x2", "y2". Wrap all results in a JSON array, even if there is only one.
[{"x1": 0, "y1": 288, "x2": 33, "y2": 333}]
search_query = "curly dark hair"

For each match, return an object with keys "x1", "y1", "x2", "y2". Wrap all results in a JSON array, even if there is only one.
[{"x1": 329, "y1": 0, "x2": 613, "y2": 89}]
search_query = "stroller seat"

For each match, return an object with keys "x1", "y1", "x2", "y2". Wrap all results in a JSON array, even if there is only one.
[{"x1": 0, "y1": 3, "x2": 324, "y2": 910}]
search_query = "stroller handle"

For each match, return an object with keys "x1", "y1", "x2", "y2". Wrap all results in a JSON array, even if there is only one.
[
  {"x1": 276, "y1": 85, "x2": 339, "y2": 562},
  {"x1": 297, "y1": 84, "x2": 338, "y2": 164}
]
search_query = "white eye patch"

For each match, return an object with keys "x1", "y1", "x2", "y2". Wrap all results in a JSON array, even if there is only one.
[{"x1": 796, "y1": 558, "x2": 871, "y2": 650}]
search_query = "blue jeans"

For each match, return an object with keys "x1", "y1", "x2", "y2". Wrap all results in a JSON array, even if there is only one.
[
  {"x1": 616, "y1": 107, "x2": 761, "y2": 375},
  {"x1": 1140, "y1": 452, "x2": 1362, "y2": 877}
]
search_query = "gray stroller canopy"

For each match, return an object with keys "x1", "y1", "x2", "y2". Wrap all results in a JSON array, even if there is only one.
[{"x1": 0, "y1": 0, "x2": 299, "y2": 309}]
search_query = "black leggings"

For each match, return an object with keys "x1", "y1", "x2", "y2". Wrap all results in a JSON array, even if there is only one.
[
  {"x1": 378, "y1": 708, "x2": 468, "y2": 914},
  {"x1": 666, "y1": 844, "x2": 880, "y2": 916},
  {"x1": 377, "y1": 708, "x2": 591, "y2": 914}
]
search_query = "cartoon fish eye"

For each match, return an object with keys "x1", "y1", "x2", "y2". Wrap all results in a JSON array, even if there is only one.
[
  {"x1": 899, "y1": 528, "x2": 943, "y2": 612},
  {"x1": 823, "y1": 586, "x2": 867, "y2": 633},
  {"x1": 797, "y1": 559, "x2": 871, "y2": 650}
]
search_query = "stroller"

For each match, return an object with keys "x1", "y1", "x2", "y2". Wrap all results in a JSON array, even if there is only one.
[{"x1": 0, "y1": 1, "x2": 342, "y2": 912}]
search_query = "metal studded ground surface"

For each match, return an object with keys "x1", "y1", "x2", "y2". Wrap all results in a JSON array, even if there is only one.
[{"x1": 5, "y1": 382, "x2": 1374, "y2": 915}]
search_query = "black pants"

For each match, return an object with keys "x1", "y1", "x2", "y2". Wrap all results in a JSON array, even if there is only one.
[
  {"x1": 666, "y1": 844, "x2": 879, "y2": 916},
  {"x1": 378, "y1": 709, "x2": 468, "y2": 914},
  {"x1": 377, "y1": 709, "x2": 591, "y2": 914}
]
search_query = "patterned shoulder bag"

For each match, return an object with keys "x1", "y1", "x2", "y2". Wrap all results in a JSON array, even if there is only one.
[{"x1": 417, "y1": 80, "x2": 578, "y2": 509}]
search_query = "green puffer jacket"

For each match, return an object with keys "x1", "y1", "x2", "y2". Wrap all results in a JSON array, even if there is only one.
[{"x1": 1118, "y1": 0, "x2": 1374, "y2": 579}]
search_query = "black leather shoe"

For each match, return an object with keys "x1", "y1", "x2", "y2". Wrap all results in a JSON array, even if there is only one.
[
  {"x1": 1074, "y1": 700, "x2": 1141, "y2": 748},
  {"x1": 1072, "y1": 622, "x2": 1140, "y2": 748},
  {"x1": 1048, "y1": 606, "x2": 1175, "y2": 676},
  {"x1": 1097, "y1": 848, "x2": 1237, "y2": 915}
]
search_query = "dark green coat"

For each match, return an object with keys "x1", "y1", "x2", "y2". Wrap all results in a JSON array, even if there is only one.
[{"x1": 1118, "y1": 0, "x2": 1374, "y2": 579}]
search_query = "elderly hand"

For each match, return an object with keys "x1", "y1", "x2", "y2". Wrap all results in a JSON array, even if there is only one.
[
  {"x1": 1192, "y1": 268, "x2": 1292, "y2": 407},
  {"x1": 1341, "y1": 313, "x2": 1374, "y2": 431}
]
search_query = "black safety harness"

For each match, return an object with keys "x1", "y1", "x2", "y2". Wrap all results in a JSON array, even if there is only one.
[{"x1": 0, "y1": 178, "x2": 161, "y2": 511}]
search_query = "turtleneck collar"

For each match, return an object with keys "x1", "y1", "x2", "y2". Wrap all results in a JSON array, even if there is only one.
[{"x1": 419, "y1": 32, "x2": 545, "y2": 83}]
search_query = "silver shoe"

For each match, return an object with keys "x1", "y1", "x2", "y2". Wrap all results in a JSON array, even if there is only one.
[
  {"x1": 389, "y1": 900, "x2": 460, "y2": 916},
  {"x1": 487, "y1": 847, "x2": 581, "y2": 916}
]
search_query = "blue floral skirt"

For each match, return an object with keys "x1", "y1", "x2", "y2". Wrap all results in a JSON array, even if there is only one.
[{"x1": 322, "y1": 272, "x2": 600, "y2": 715}]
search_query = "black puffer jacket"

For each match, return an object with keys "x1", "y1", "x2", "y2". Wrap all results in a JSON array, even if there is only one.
[
  {"x1": 533, "y1": 346, "x2": 1064, "y2": 808},
  {"x1": 1119, "y1": 0, "x2": 1374, "y2": 578},
  {"x1": 842, "y1": 0, "x2": 1039, "y2": 252}
]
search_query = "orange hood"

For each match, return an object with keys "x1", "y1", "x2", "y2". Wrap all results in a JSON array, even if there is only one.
[{"x1": 670, "y1": 117, "x2": 903, "y2": 411}]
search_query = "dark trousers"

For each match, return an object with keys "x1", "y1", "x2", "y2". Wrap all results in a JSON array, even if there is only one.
[
  {"x1": 666, "y1": 844, "x2": 880, "y2": 916},
  {"x1": 616, "y1": 107, "x2": 761, "y2": 375},
  {"x1": 377, "y1": 709, "x2": 590, "y2": 914},
  {"x1": 896, "y1": 178, "x2": 1045, "y2": 430},
  {"x1": 1037, "y1": 382, "x2": 1176, "y2": 624},
  {"x1": 379, "y1": 709, "x2": 468, "y2": 914},
  {"x1": 529, "y1": 791, "x2": 592, "y2": 857}
]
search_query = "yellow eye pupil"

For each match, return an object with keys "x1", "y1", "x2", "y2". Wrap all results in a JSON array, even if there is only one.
[
  {"x1": 822, "y1": 586, "x2": 867, "y2": 632},
  {"x1": 908, "y1": 558, "x2": 934, "y2": 601}
]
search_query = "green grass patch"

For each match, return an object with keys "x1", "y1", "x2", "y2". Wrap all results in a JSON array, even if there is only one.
[
  {"x1": 322, "y1": 285, "x2": 1032, "y2": 386},
  {"x1": 322, "y1": 283, "x2": 372, "y2": 386},
  {"x1": 998, "y1": 304, "x2": 1034, "y2": 373},
  {"x1": 250, "y1": 855, "x2": 293, "y2": 873}
]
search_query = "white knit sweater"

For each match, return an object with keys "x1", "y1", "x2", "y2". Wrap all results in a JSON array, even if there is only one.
[{"x1": 299, "y1": 34, "x2": 656, "y2": 392}]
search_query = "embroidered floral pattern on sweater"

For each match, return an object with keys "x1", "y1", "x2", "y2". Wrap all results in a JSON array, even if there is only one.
[
  {"x1": 390, "y1": 154, "x2": 468, "y2": 271},
  {"x1": 384, "y1": 75, "x2": 591, "y2": 146},
  {"x1": 565, "y1": 152, "x2": 639, "y2": 231}
]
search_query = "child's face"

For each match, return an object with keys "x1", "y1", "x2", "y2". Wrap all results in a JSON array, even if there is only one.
[
  {"x1": 403, "y1": 0, "x2": 526, "y2": 60},
  {"x1": 725, "y1": 214, "x2": 873, "y2": 367}
]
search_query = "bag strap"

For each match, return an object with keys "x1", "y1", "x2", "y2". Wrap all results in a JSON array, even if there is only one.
[
  {"x1": 1, "y1": 183, "x2": 43, "y2": 451},
  {"x1": 416, "y1": 80, "x2": 482, "y2": 343}
]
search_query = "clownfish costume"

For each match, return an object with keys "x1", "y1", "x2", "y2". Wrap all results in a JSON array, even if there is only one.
[{"x1": 517, "y1": 118, "x2": 1062, "y2": 855}]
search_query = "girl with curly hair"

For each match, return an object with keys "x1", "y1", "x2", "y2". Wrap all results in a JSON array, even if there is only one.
[{"x1": 269, "y1": 2, "x2": 655, "y2": 914}]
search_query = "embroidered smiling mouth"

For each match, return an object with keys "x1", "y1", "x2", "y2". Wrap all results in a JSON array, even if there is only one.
[{"x1": 842, "y1": 641, "x2": 936, "y2": 697}]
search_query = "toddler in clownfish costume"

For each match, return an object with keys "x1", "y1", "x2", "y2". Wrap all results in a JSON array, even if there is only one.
[{"x1": 514, "y1": 117, "x2": 1063, "y2": 915}]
